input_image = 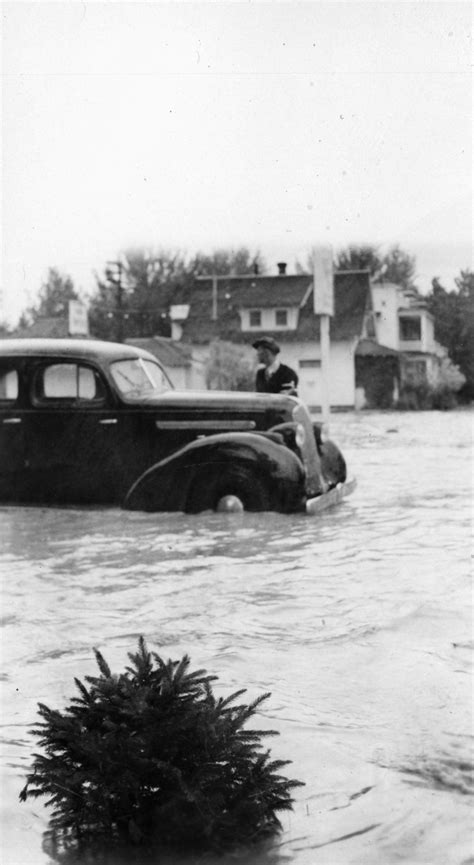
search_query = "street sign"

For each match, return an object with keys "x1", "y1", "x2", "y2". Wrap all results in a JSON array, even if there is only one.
[
  {"x1": 169, "y1": 304, "x2": 190, "y2": 321},
  {"x1": 313, "y1": 245, "x2": 334, "y2": 316},
  {"x1": 68, "y1": 301, "x2": 89, "y2": 336}
]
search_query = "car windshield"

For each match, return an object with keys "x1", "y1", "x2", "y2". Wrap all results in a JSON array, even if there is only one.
[{"x1": 110, "y1": 358, "x2": 172, "y2": 399}]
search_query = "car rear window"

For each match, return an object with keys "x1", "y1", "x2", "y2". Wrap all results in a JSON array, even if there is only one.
[
  {"x1": 35, "y1": 363, "x2": 105, "y2": 403},
  {"x1": 0, "y1": 368, "x2": 19, "y2": 402}
]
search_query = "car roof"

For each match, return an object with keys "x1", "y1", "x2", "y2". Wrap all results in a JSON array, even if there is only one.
[{"x1": 0, "y1": 338, "x2": 158, "y2": 363}]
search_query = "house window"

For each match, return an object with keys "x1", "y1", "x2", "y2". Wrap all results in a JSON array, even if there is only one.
[
  {"x1": 299, "y1": 359, "x2": 321, "y2": 369},
  {"x1": 275, "y1": 309, "x2": 288, "y2": 327},
  {"x1": 365, "y1": 312, "x2": 376, "y2": 339},
  {"x1": 399, "y1": 316, "x2": 421, "y2": 341},
  {"x1": 249, "y1": 310, "x2": 262, "y2": 328}
]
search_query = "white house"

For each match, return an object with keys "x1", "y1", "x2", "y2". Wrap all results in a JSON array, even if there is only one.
[
  {"x1": 170, "y1": 265, "x2": 375, "y2": 411},
  {"x1": 371, "y1": 281, "x2": 446, "y2": 386}
]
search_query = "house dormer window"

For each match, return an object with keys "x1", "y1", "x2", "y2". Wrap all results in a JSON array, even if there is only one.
[
  {"x1": 240, "y1": 307, "x2": 298, "y2": 331},
  {"x1": 249, "y1": 309, "x2": 262, "y2": 328},
  {"x1": 399, "y1": 316, "x2": 421, "y2": 341}
]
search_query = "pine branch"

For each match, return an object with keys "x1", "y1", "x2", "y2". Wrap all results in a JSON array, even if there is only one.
[{"x1": 93, "y1": 649, "x2": 112, "y2": 679}]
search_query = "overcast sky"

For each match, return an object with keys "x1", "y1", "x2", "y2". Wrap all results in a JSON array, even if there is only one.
[{"x1": 1, "y1": 1, "x2": 472, "y2": 323}]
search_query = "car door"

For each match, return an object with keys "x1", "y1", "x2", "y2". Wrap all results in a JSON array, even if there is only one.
[
  {"x1": 25, "y1": 358, "x2": 124, "y2": 504},
  {"x1": 0, "y1": 359, "x2": 27, "y2": 500}
]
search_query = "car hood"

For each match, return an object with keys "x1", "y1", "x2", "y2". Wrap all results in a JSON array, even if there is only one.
[{"x1": 127, "y1": 389, "x2": 301, "y2": 413}]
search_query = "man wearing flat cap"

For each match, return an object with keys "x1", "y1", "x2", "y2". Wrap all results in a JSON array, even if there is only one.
[{"x1": 253, "y1": 337, "x2": 299, "y2": 395}]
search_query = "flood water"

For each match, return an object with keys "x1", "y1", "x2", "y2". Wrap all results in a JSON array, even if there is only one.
[{"x1": 0, "y1": 410, "x2": 472, "y2": 865}]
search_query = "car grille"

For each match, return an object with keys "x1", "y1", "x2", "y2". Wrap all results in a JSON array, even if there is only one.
[{"x1": 292, "y1": 403, "x2": 325, "y2": 496}]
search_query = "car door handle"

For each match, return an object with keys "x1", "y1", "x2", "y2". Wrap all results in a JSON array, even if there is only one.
[
  {"x1": 99, "y1": 418, "x2": 118, "y2": 425},
  {"x1": 3, "y1": 417, "x2": 22, "y2": 424}
]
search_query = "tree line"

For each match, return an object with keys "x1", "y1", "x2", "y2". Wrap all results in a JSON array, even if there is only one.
[{"x1": 2, "y1": 244, "x2": 473, "y2": 400}]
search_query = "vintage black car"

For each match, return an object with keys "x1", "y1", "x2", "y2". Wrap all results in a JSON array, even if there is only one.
[{"x1": 0, "y1": 339, "x2": 354, "y2": 514}]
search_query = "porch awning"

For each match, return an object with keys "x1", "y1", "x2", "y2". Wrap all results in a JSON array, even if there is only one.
[{"x1": 356, "y1": 339, "x2": 400, "y2": 357}]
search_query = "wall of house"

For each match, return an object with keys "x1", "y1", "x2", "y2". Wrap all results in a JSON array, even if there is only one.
[
  {"x1": 164, "y1": 361, "x2": 207, "y2": 391},
  {"x1": 276, "y1": 340, "x2": 356, "y2": 410},
  {"x1": 422, "y1": 314, "x2": 435, "y2": 351},
  {"x1": 371, "y1": 284, "x2": 400, "y2": 349},
  {"x1": 190, "y1": 359, "x2": 209, "y2": 390},
  {"x1": 373, "y1": 286, "x2": 440, "y2": 361},
  {"x1": 188, "y1": 340, "x2": 356, "y2": 407},
  {"x1": 399, "y1": 311, "x2": 438, "y2": 354},
  {"x1": 165, "y1": 367, "x2": 187, "y2": 390}
]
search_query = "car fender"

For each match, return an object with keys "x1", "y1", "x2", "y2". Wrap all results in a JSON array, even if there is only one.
[{"x1": 123, "y1": 431, "x2": 306, "y2": 513}]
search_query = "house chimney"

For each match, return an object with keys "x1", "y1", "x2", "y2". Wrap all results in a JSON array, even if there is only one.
[
  {"x1": 277, "y1": 262, "x2": 287, "y2": 275},
  {"x1": 169, "y1": 304, "x2": 190, "y2": 341}
]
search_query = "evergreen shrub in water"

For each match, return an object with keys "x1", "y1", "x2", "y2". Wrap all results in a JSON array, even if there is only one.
[{"x1": 20, "y1": 638, "x2": 303, "y2": 853}]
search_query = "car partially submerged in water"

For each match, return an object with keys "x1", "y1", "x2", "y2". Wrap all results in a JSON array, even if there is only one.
[{"x1": 0, "y1": 339, "x2": 355, "y2": 515}]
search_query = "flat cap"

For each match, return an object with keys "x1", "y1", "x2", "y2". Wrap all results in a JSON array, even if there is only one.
[{"x1": 252, "y1": 336, "x2": 280, "y2": 354}]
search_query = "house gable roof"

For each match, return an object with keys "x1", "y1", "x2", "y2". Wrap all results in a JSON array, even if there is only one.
[
  {"x1": 181, "y1": 270, "x2": 371, "y2": 345},
  {"x1": 356, "y1": 338, "x2": 400, "y2": 357},
  {"x1": 213, "y1": 274, "x2": 313, "y2": 309},
  {"x1": 125, "y1": 336, "x2": 193, "y2": 368},
  {"x1": 11, "y1": 317, "x2": 71, "y2": 339}
]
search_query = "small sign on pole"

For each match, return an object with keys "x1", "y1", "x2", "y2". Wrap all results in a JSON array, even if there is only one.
[
  {"x1": 312, "y1": 246, "x2": 334, "y2": 426},
  {"x1": 68, "y1": 301, "x2": 89, "y2": 336},
  {"x1": 169, "y1": 305, "x2": 190, "y2": 321}
]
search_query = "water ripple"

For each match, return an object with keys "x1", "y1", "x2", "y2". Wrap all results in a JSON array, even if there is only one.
[{"x1": 0, "y1": 409, "x2": 472, "y2": 865}]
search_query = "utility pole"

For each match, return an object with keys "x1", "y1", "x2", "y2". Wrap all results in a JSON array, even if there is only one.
[
  {"x1": 106, "y1": 260, "x2": 124, "y2": 342},
  {"x1": 211, "y1": 275, "x2": 218, "y2": 320},
  {"x1": 196, "y1": 274, "x2": 230, "y2": 322},
  {"x1": 313, "y1": 246, "x2": 334, "y2": 428}
]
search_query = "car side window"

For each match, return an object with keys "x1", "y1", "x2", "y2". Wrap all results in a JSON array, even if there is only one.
[
  {"x1": 0, "y1": 367, "x2": 19, "y2": 403},
  {"x1": 35, "y1": 363, "x2": 106, "y2": 404}
]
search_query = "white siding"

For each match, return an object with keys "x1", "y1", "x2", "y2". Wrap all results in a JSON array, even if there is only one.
[
  {"x1": 371, "y1": 284, "x2": 400, "y2": 349},
  {"x1": 165, "y1": 367, "x2": 184, "y2": 390},
  {"x1": 423, "y1": 315, "x2": 435, "y2": 351},
  {"x1": 275, "y1": 341, "x2": 356, "y2": 409},
  {"x1": 164, "y1": 362, "x2": 207, "y2": 391},
  {"x1": 186, "y1": 340, "x2": 356, "y2": 407},
  {"x1": 372, "y1": 283, "x2": 438, "y2": 355}
]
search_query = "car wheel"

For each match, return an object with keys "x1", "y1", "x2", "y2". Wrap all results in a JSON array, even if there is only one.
[{"x1": 186, "y1": 467, "x2": 273, "y2": 514}]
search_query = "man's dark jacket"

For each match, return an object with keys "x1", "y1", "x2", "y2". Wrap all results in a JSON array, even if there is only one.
[{"x1": 256, "y1": 363, "x2": 299, "y2": 395}]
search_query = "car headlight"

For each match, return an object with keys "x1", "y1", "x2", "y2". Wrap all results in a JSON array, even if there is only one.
[{"x1": 295, "y1": 423, "x2": 306, "y2": 449}]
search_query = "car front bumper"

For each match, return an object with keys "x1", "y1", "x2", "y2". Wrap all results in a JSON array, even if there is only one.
[{"x1": 305, "y1": 477, "x2": 357, "y2": 516}]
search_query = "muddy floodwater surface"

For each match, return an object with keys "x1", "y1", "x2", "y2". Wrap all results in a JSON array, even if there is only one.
[{"x1": 0, "y1": 410, "x2": 472, "y2": 865}]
